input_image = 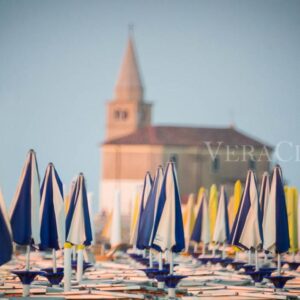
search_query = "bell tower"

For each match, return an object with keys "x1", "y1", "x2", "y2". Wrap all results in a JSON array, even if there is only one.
[{"x1": 105, "y1": 33, "x2": 152, "y2": 140}]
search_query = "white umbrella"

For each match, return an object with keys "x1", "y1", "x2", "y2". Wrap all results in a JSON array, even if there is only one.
[
  {"x1": 110, "y1": 190, "x2": 122, "y2": 247},
  {"x1": 230, "y1": 170, "x2": 263, "y2": 270},
  {"x1": 213, "y1": 185, "x2": 230, "y2": 258}
]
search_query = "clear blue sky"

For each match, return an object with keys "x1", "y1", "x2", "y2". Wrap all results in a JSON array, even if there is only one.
[{"x1": 1, "y1": 0, "x2": 299, "y2": 211}]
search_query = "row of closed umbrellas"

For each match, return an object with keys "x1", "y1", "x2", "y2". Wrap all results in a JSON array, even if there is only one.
[
  {"x1": 129, "y1": 161, "x2": 294, "y2": 290},
  {"x1": 0, "y1": 149, "x2": 93, "y2": 295}
]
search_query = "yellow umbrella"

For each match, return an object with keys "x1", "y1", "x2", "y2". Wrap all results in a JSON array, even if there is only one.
[
  {"x1": 64, "y1": 194, "x2": 70, "y2": 214},
  {"x1": 183, "y1": 193, "x2": 196, "y2": 251},
  {"x1": 130, "y1": 189, "x2": 141, "y2": 245},
  {"x1": 195, "y1": 187, "x2": 206, "y2": 215},
  {"x1": 228, "y1": 180, "x2": 242, "y2": 229},
  {"x1": 233, "y1": 180, "x2": 242, "y2": 218},
  {"x1": 227, "y1": 195, "x2": 235, "y2": 229},
  {"x1": 208, "y1": 184, "x2": 218, "y2": 241},
  {"x1": 285, "y1": 186, "x2": 298, "y2": 253}
]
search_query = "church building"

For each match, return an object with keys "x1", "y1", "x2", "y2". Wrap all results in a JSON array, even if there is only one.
[{"x1": 99, "y1": 35, "x2": 272, "y2": 216}]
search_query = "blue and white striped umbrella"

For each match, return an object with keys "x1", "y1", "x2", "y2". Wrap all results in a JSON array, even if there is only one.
[
  {"x1": 263, "y1": 166, "x2": 289, "y2": 254},
  {"x1": 190, "y1": 191, "x2": 210, "y2": 246},
  {"x1": 131, "y1": 172, "x2": 153, "y2": 249},
  {"x1": 230, "y1": 170, "x2": 263, "y2": 250},
  {"x1": 40, "y1": 163, "x2": 65, "y2": 250},
  {"x1": 10, "y1": 150, "x2": 41, "y2": 246},
  {"x1": 137, "y1": 166, "x2": 164, "y2": 249},
  {"x1": 66, "y1": 173, "x2": 92, "y2": 246},
  {"x1": 259, "y1": 172, "x2": 270, "y2": 225},
  {"x1": 151, "y1": 162, "x2": 185, "y2": 253},
  {"x1": 0, "y1": 188, "x2": 13, "y2": 266},
  {"x1": 212, "y1": 185, "x2": 230, "y2": 244}
]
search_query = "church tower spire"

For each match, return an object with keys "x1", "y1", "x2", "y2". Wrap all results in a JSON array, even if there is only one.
[
  {"x1": 105, "y1": 33, "x2": 152, "y2": 140},
  {"x1": 114, "y1": 33, "x2": 143, "y2": 102}
]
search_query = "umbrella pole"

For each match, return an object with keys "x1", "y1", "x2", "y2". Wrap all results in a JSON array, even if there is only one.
[
  {"x1": 222, "y1": 243, "x2": 226, "y2": 259},
  {"x1": 25, "y1": 245, "x2": 30, "y2": 271},
  {"x1": 194, "y1": 243, "x2": 197, "y2": 253},
  {"x1": 212, "y1": 243, "x2": 216, "y2": 257},
  {"x1": 72, "y1": 246, "x2": 76, "y2": 261},
  {"x1": 169, "y1": 251, "x2": 174, "y2": 275},
  {"x1": 149, "y1": 249, "x2": 153, "y2": 268},
  {"x1": 277, "y1": 253, "x2": 281, "y2": 274},
  {"x1": 158, "y1": 252, "x2": 163, "y2": 270},
  {"x1": 76, "y1": 245, "x2": 84, "y2": 283},
  {"x1": 23, "y1": 245, "x2": 31, "y2": 297},
  {"x1": 64, "y1": 242, "x2": 72, "y2": 292},
  {"x1": 255, "y1": 249, "x2": 259, "y2": 271},
  {"x1": 53, "y1": 249, "x2": 57, "y2": 273},
  {"x1": 248, "y1": 250, "x2": 251, "y2": 265}
]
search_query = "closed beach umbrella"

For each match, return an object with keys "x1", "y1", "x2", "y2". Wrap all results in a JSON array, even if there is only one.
[
  {"x1": 152, "y1": 161, "x2": 185, "y2": 274},
  {"x1": 208, "y1": 184, "x2": 218, "y2": 241},
  {"x1": 137, "y1": 167, "x2": 164, "y2": 266},
  {"x1": 182, "y1": 193, "x2": 196, "y2": 252},
  {"x1": 259, "y1": 172, "x2": 270, "y2": 224},
  {"x1": 191, "y1": 191, "x2": 210, "y2": 254},
  {"x1": 263, "y1": 166, "x2": 290, "y2": 273},
  {"x1": 229, "y1": 180, "x2": 243, "y2": 229},
  {"x1": 40, "y1": 163, "x2": 65, "y2": 272},
  {"x1": 138, "y1": 167, "x2": 164, "y2": 249},
  {"x1": 130, "y1": 187, "x2": 142, "y2": 248},
  {"x1": 65, "y1": 173, "x2": 92, "y2": 290},
  {"x1": 110, "y1": 190, "x2": 122, "y2": 247},
  {"x1": 132, "y1": 172, "x2": 152, "y2": 250},
  {"x1": 10, "y1": 150, "x2": 41, "y2": 296},
  {"x1": 230, "y1": 170, "x2": 263, "y2": 269},
  {"x1": 233, "y1": 180, "x2": 242, "y2": 218},
  {"x1": 10, "y1": 150, "x2": 41, "y2": 262},
  {"x1": 195, "y1": 186, "x2": 205, "y2": 215},
  {"x1": 0, "y1": 188, "x2": 13, "y2": 266},
  {"x1": 285, "y1": 186, "x2": 298, "y2": 255},
  {"x1": 213, "y1": 185, "x2": 230, "y2": 258}
]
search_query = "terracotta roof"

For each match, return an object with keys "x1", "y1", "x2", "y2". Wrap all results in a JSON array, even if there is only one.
[{"x1": 103, "y1": 126, "x2": 272, "y2": 149}]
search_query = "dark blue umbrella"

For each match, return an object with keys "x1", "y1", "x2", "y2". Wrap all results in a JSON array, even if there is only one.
[
  {"x1": 0, "y1": 189, "x2": 13, "y2": 266},
  {"x1": 65, "y1": 173, "x2": 92, "y2": 289},
  {"x1": 66, "y1": 173, "x2": 92, "y2": 246},
  {"x1": 137, "y1": 167, "x2": 163, "y2": 250},
  {"x1": 190, "y1": 192, "x2": 210, "y2": 252},
  {"x1": 10, "y1": 150, "x2": 41, "y2": 296},
  {"x1": 137, "y1": 167, "x2": 163, "y2": 267},
  {"x1": 40, "y1": 163, "x2": 65, "y2": 273},
  {"x1": 263, "y1": 166, "x2": 290, "y2": 273},
  {"x1": 230, "y1": 170, "x2": 263, "y2": 270},
  {"x1": 131, "y1": 172, "x2": 153, "y2": 249},
  {"x1": 151, "y1": 161, "x2": 185, "y2": 274},
  {"x1": 10, "y1": 150, "x2": 41, "y2": 248}
]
